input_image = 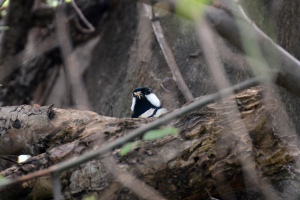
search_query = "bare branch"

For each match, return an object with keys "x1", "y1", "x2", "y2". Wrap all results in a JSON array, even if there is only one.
[
  {"x1": 71, "y1": 0, "x2": 95, "y2": 33},
  {"x1": 52, "y1": 172, "x2": 62, "y2": 200},
  {"x1": 55, "y1": 4, "x2": 92, "y2": 110},
  {"x1": 144, "y1": 4, "x2": 194, "y2": 102}
]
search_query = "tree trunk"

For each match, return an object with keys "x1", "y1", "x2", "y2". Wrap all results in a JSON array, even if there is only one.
[{"x1": 0, "y1": 87, "x2": 299, "y2": 200}]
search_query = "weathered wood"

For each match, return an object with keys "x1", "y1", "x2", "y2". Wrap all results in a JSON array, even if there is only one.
[
  {"x1": 0, "y1": 87, "x2": 299, "y2": 199},
  {"x1": 0, "y1": 105, "x2": 54, "y2": 155},
  {"x1": 0, "y1": 104, "x2": 146, "y2": 155}
]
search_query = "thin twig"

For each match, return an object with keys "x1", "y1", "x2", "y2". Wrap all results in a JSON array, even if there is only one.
[
  {"x1": 74, "y1": 17, "x2": 95, "y2": 33},
  {"x1": 71, "y1": 0, "x2": 95, "y2": 33},
  {"x1": 0, "y1": 156, "x2": 18, "y2": 164},
  {"x1": 0, "y1": 77, "x2": 262, "y2": 189},
  {"x1": 144, "y1": 4, "x2": 194, "y2": 102},
  {"x1": 103, "y1": 156, "x2": 167, "y2": 200},
  {"x1": 52, "y1": 172, "x2": 62, "y2": 200},
  {"x1": 205, "y1": 188, "x2": 219, "y2": 200}
]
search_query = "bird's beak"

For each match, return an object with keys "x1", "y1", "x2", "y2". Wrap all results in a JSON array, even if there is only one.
[{"x1": 134, "y1": 91, "x2": 142, "y2": 99}]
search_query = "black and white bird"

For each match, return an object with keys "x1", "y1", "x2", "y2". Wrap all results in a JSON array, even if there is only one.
[{"x1": 131, "y1": 87, "x2": 167, "y2": 118}]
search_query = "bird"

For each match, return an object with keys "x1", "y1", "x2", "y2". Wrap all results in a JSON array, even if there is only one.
[{"x1": 131, "y1": 87, "x2": 167, "y2": 118}]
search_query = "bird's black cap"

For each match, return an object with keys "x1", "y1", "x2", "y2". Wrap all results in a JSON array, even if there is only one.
[{"x1": 132, "y1": 87, "x2": 153, "y2": 97}]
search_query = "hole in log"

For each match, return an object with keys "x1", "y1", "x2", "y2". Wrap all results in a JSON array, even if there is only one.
[
  {"x1": 193, "y1": 156, "x2": 200, "y2": 163},
  {"x1": 12, "y1": 119, "x2": 21, "y2": 129},
  {"x1": 48, "y1": 110, "x2": 55, "y2": 119}
]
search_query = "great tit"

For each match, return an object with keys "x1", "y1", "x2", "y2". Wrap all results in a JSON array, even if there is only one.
[{"x1": 131, "y1": 87, "x2": 167, "y2": 118}]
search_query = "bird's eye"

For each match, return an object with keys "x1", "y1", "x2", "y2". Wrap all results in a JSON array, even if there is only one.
[{"x1": 148, "y1": 90, "x2": 152, "y2": 94}]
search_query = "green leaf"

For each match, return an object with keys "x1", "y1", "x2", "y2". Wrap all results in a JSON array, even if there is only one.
[
  {"x1": 119, "y1": 141, "x2": 140, "y2": 156},
  {"x1": 83, "y1": 195, "x2": 97, "y2": 200},
  {"x1": 0, "y1": 177, "x2": 11, "y2": 187},
  {"x1": 0, "y1": 26, "x2": 9, "y2": 31},
  {"x1": 175, "y1": 0, "x2": 212, "y2": 20},
  {"x1": 2, "y1": 0, "x2": 9, "y2": 8},
  {"x1": 143, "y1": 127, "x2": 178, "y2": 141}
]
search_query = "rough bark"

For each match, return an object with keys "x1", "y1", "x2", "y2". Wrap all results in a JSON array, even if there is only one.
[
  {"x1": 0, "y1": 104, "x2": 55, "y2": 155},
  {"x1": 0, "y1": 87, "x2": 299, "y2": 200}
]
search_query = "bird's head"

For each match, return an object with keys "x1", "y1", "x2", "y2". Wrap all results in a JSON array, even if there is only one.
[{"x1": 131, "y1": 87, "x2": 161, "y2": 111}]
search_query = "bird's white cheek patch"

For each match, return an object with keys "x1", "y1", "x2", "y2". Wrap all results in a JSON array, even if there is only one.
[
  {"x1": 131, "y1": 97, "x2": 136, "y2": 111},
  {"x1": 146, "y1": 93, "x2": 161, "y2": 107}
]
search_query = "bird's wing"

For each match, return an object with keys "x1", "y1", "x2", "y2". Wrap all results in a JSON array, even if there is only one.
[
  {"x1": 153, "y1": 107, "x2": 168, "y2": 117},
  {"x1": 139, "y1": 107, "x2": 168, "y2": 118},
  {"x1": 139, "y1": 108, "x2": 156, "y2": 118}
]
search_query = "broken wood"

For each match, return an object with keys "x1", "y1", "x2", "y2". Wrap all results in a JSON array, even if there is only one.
[{"x1": 0, "y1": 87, "x2": 299, "y2": 199}]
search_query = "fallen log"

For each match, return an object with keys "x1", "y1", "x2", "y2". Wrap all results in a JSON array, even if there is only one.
[{"x1": 0, "y1": 86, "x2": 299, "y2": 199}]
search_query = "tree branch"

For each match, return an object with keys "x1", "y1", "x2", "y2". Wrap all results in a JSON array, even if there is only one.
[
  {"x1": 144, "y1": 4, "x2": 194, "y2": 102},
  {"x1": 55, "y1": 4, "x2": 92, "y2": 110},
  {"x1": 71, "y1": 0, "x2": 95, "y2": 33}
]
